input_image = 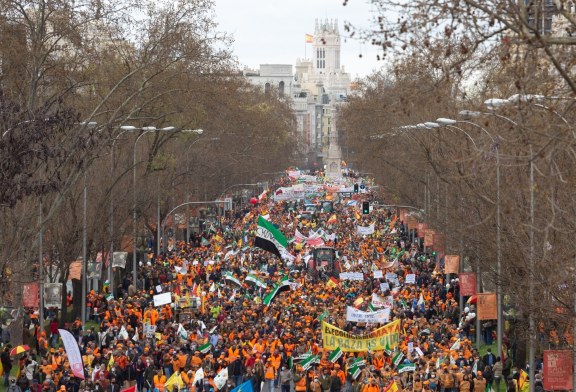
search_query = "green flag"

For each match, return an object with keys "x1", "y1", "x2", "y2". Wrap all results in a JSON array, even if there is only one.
[
  {"x1": 254, "y1": 216, "x2": 289, "y2": 259},
  {"x1": 223, "y1": 271, "x2": 243, "y2": 287},
  {"x1": 398, "y1": 363, "x2": 416, "y2": 373},
  {"x1": 392, "y1": 351, "x2": 404, "y2": 367},
  {"x1": 317, "y1": 310, "x2": 329, "y2": 321},
  {"x1": 245, "y1": 273, "x2": 267, "y2": 289},
  {"x1": 199, "y1": 342, "x2": 211, "y2": 354},
  {"x1": 348, "y1": 366, "x2": 361, "y2": 379},
  {"x1": 263, "y1": 276, "x2": 291, "y2": 306},
  {"x1": 328, "y1": 347, "x2": 342, "y2": 363},
  {"x1": 300, "y1": 354, "x2": 320, "y2": 370}
]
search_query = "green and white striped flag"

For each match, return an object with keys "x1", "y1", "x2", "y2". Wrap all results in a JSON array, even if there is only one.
[
  {"x1": 392, "y1": 351, "x2": 404, "y2": 367},
  {"x1": 328, "y1": 347, "x2": 343, "y2": 363},
  {"x1": 383, "y1": 343, "x2": 392, "y2": 356},
  {"x1": 245, "y1": 272, "x2": 267, "y2": 289},
  {"x1": 263, "y1": 276, "x2": 291, "y2": 306},
  {"x1": 295, "y1": 350, "x2": 312, "y2": 360},
  {"x1": 351, "y1": 358, "x2": 366, "y2": 368},
  {"x1": 398, "y1": 363, "x2": 416, "y2": 373},
  {"x1": 301, "y1": 354, "x2": 320, "y2": 370},
  {"x1": 254, "y1": 215, "x2": 289, "y2": 259},
  {"x1": 199, "y1": 342, "x2": 211, "y2": 354},
  {"x1": 223, "y1": 271, "x2": 243, "y2": 287},
  {"x1": 348, "y1": 366, "x2": 361, "y2": 379},
  {"x1": 317, "y1": 310, "x2": 329, "y2": 321},
  {"x1": 368, "y1": 303, "x2": 376, "y2": 312}
]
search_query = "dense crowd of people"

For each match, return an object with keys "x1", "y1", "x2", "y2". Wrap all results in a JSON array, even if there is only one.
[{"x1": 0, "y1": 172, "x2": 544, "y2": 392}]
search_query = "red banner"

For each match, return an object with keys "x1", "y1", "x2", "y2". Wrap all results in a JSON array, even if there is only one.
[
  {"x1": 459, "y1": 273, "x2": 477, "y2": 296},
  {"x1": 444, "y1": 255, "x2": 460, "y2": 274},
  {"x1": 22, "y1": 282, "x2": 39, "y2": 308},
  {"x1": 432, "y1": 233, "x2": 446, "y2": 257},
  {"x1": 424, "y1": 229, "x2": 435, "y2": 247},
  {"x1": 417, "y1": 223, "x2": 428, "y2": 238},
  {"x1": 544, "y1": 350, "x2": 573, "y2": 390},
  {"x1": 477, "y1": 293, "x2": 497, "y2": 320}
]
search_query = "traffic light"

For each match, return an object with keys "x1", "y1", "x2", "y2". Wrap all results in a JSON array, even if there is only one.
[
  {"x1": 362, "y1": 201, "x2": 370, "y2": 214},
  {"x1": 354, "y1": 184, "x2": 359, "y2": 193}
]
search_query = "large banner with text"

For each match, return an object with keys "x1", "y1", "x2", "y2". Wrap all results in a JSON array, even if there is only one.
[{"x1": 322, "y1": 319, "x2": 400, "y2": 352}]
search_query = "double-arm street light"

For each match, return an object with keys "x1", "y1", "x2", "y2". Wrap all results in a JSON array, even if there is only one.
[
  {"x1": 130, "y1": 126, "x2": 203, "y2": 287},
  {"x1": 483, "y1": 94, "x2": 575, "y2": 392}
]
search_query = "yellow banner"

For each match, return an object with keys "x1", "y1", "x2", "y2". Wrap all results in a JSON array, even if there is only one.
[{"x1": 322, "y1": 319, "x2": 401, "y2": 352}]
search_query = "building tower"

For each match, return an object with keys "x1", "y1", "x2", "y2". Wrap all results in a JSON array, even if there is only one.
[
  {"x1": 325, "y1": 127, "x2": 342, "y2": 178},
  {"x1": 313, "y1": 18, "x2": 341, "y2": 74}
]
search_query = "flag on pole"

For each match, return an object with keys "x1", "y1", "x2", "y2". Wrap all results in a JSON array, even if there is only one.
[
  {"x1": 329, "y1": 347, "x2": 343, "y2": 363},
  {"x1": 263, "y1": 276, "x2": 291, "y2": 306},
  {"x1": 326, "y1": 277, "x2": 339, "y2": 288},
  {"x1": 348, "y1": 366, "x2": 361, "y2": 379},
  {"x1": 300, "y1": 354, "x2": 320, "y2": 370},
  {"x1": 450, "y1": 339, "x2": 461, "y2": 351},
  {"x1": 317, "y1": 310, "x2": 329, "y2": 321},
  {"x1": 231, "y1": 380, "x2": 254, "y2": 392},
  {"x1": 164, "y1": 371, "x2": 185, "y2": 391},
  {"x1": 305, "y1": 34, "x2": 313, "y2": 43},
  {"x1": 327, "y1": 214, "x2": 337, "y2": 225},
  {"x1": 392, "y1": 351, "x2": 404, "y2": 367},
  {"x1": 518, "y1": 369, "x2": 529, "y2": 390},
  {"x1": 199, "y1": 342, "x2": 211, "y2": 354},
  {"x1": 255, "y1": 216, "x2": 289, "y2": 259},
  {"x1": 398, "y1": 363, "x2": 416, "y2": 373},
  {"x1": 223, "y1": 271, "x2": 243, "y2": 287},
  {"x1": 417, "y1": 293, "x2": 425, "y2": 306},
  {"x1": 193, "y1": 368, "x2": 205, "y2": 384},
  {"x1": 384, "y1": 381, "x2": 399, "y2": 392},
  {"x1": 245, "y1": 273, "x2": 267, "y2": 289},
  {"x1": 383, "y1": 343, "x2": 392, "y2": 356},
  {"x1": 351, "y1": 358, "x2": 366, "y2": 368}
]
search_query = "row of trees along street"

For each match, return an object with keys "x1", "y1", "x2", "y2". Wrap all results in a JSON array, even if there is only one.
[
  {"x1": 0, "y1": 0, "x2": 299, "y2": 336},
  {"x1": 339, "y1": 0, "x2": 576, "y2": 389}
]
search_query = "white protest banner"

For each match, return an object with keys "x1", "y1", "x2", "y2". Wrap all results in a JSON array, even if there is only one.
[
  {"x1": 407, "y1": 342, "x2": 414, "y2": 353},
  {"x1": 44, "y1": 283, "x2": 62, "y2": 309},
  {"x1": 143, "y1": 323, "x2": 157, "y2": 338},
  {"x1": 372, "y1": 293, "x2": 394, "y2": 309},
  {"x1": 380, "y1": 282, "x2": 390, "y2": 292},
  {"x1": 415, "y1": 347, "x2": 424, "y2": 357},
  {"x1": 346, "y1": 306, "x2": 390, "y2": 323},
  {"x1": 213, "y1": 368, "x2": 229, "y2": 390},
  {"x1": 339, "y1": 272, "x2": 364, "y2": 281},
  {"x1": 58, "y1": 329, "x2": 85, "y2": 379},
  {"x1": 405, "y1": 274, "x2": 416, "y2": 284},
  {"x1": 153, "y1": 292, "x2": 172, "y2": 307},
  {"x1": 357, "y1": 223, "x2": 375, "y2": 236},
  {"x1": 112, "y1": 252, "x2": 128, "y2": 269},
  {"x1": 373, "y1": 270, "x2": 383, "y2": 279},
  {"x1": 385, "y1": 273, "x2": 397, "y2": 281}
]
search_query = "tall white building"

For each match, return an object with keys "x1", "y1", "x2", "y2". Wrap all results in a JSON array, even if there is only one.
[
  {"x1": 243, "y1": 19, "x2": 351, "y2": 169},
  {"x1": 295, "y1": 19, "x2": 351, "y2": 97}
]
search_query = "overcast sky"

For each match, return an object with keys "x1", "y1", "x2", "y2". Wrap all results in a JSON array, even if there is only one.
[{"x1": 214, "y1": 0, "x2": 384, "y2": 80}]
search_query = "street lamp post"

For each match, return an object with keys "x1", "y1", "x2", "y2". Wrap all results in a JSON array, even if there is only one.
[
  {"x1": 184, "y1": 137, "x2": 218, "y2": 244},
  {"x1": 132, "y1": 127, "x2": 203, "y2": 287},
  {"x1": 108, "y1": 126, "x2": 138, "y2": 295},
  {"x1": 435, "y1": 118, "x2": 500, "y2": 351}
]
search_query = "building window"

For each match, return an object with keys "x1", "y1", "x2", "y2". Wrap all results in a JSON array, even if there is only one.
[
  {"x1": 279, "y1": 81, "x2": 285, "y2": 97},
  {"x1": 265, "y1": 83, "x2": 271, "y2": 95},
  {"x1": 316, "y1": 47, "x2": 325, "y2": 69}
]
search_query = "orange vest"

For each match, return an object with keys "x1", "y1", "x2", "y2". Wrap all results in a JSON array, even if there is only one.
[{"x1": 154, "y1": 375, "x2": 167, "y2": 391}]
